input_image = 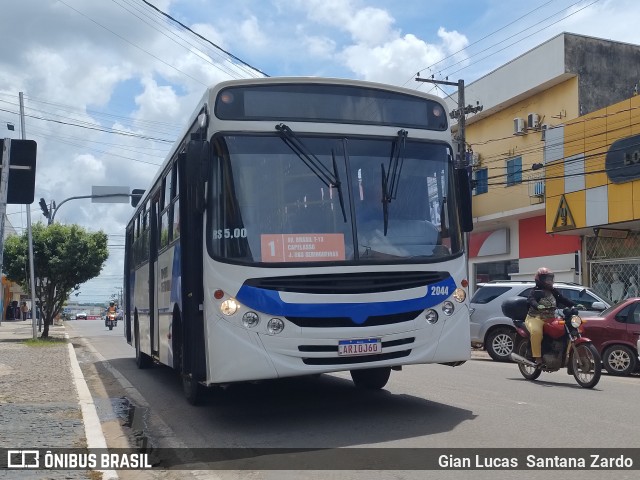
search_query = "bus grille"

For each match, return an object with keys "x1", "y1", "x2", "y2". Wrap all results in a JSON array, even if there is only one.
[
  {"x1": 302, "y1": 349, "x2": 411, "y2": 365},
  {"x1": 285, "y1": 311, "x2": 422, "y2": 328},
  {"x1": 243, "y1": 271, "x2": 449, "y2": 294}
]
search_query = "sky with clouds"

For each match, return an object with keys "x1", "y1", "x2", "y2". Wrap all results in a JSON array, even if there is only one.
[{"x1": 1, "y1": 0, "x2": 639, "y2": 304}]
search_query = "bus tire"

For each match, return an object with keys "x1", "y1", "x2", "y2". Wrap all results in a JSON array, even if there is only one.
[
  {"x1": 135, "y1": 318, "x2": 153, "y2": 369},
  {"x1": 350, "y1": 367, "x2": 391, "y2": 389},
  {"x1": 183, "y1": 374, "x2": 203, "y2": 405}
]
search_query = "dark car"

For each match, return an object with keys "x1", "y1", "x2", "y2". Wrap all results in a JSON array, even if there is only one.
[{"x1": 581, "y1": 298, "x2": 640, "y2": 376}]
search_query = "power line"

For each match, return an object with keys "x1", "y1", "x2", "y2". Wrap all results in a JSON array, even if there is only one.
[
  {"x1": 0, "y1": 106, "x2": 173, "y2": 143},
  {"x1": 138, "y1": 0, "x2": 269, "y2": 78},
  {"x1": 443, "y1": 0, "x2": 600, "y2": 78},
  {"x1": 57, "y1": 0, "x2": 209, "y2": 87},
  {"x1": 0, "y1": 92, "x2": 183, "y2": 133},
  {"x1": 110, "y1": 0, "x2": 257, "y2": 80},
  {"x1": 470, "y1": 103, "x2": 640, "y2": 169},
  {"x1": 413, "y1": 0, "x2": 558, "y2": 82}
]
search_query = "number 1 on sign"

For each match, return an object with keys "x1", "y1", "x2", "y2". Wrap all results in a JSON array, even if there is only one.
[{"x1": 268, "y1": 240, "x2": 276, "y2": 257}]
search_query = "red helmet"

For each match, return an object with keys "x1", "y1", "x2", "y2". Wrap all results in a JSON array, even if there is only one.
[{"x1": 535, "y1": 267, "x2": 554, "y2": 286}]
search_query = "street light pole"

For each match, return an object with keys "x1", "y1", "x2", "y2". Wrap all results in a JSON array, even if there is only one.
[
  {"x1": 41, "y1": 193, "x2": 135, "y2": 225},
  {"x1": 19, "y1": 92, "x2": 39, "y2": 338}
]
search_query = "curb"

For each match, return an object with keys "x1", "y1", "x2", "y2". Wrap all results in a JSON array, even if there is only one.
[{"x1": 66, "y1": 334, "x2": 119, "y2": 480}]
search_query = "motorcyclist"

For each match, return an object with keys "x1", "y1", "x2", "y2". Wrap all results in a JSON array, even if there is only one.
[
  {"x1": 105, "y1": 301, "x2": 117, "y2": 326},
  {"x1": 525, "y1": 267, "x2": 583, "y2": 366}
]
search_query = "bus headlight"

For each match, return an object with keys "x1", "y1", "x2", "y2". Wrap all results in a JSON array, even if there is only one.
[
  {"x1": 442, "y1": 301, "x2": 455, "y2": 316},
  {"x1": 453, "y1": 288, "x2": 466, "y2": 303},
  {"x1": 425, "y1": 309, "x2": 439, "y2": 324},
  {"x1": 267, "y1": 318, "x2": 285, "y2": 335},
  {"x1": 220, "y1": 298, "x2": 240, "y2": 316},
  {"x1": 242, "y1": 311, "x2": 260, "y2": 328}
]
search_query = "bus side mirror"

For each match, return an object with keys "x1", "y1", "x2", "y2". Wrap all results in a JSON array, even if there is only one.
[
  {"x1": 455, "y1": 168, "x2": 473, "y2": 232},
  {"x1": 130, "y1": 189, "x2": 145, "y2": 208},
  {"x1": 185, "y1": 140, "x2": 210, "y2": 213}
]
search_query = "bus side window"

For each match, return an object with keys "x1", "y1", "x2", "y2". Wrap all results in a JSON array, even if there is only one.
[
  {"x1": 169, "y1": 163, "x2": 180, "y2": 241},
  {"x1": 173, "y1": 198, "x2": 180, "y2": 240},
  {"x1": 159, "y1": 174, "x2": 170, "y2": 248},
  {"x1": 163, "y1": 175, "x2": 171, "y2": 210},
  {"x1": 160, "y1": 210, "x2": 169, "y2": 248}
]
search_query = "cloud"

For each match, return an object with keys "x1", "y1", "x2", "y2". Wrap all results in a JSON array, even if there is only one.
[{"x1": 287, "y1": 0, "x2": 469, "y2": 84}]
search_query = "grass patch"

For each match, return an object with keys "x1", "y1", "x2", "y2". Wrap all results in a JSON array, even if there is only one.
[{"x1": 24, "y1": 336, "x2": 68, "y2": 346}]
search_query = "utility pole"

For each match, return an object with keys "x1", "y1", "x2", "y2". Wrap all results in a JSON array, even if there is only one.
[
  {"x1": 415, "y1": 76, "x2": 483, "y2": 285},
  {"x1": 20, "y1": 92, "x2": 38, "y2": 339},
  {"x1": 0, "y1": 139, "x2": 9, "y2": 327},
  {"x1": 414, "y1": 76, "x2": 483, "y2": 167}
]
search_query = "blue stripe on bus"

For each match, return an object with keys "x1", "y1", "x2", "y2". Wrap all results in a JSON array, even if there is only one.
[
  {"x1": 235, "y1": 276, "x2": 457, "y2": 325},
  {"x1": 170, "y1": 241, "x2": 182, "y2": 306}
]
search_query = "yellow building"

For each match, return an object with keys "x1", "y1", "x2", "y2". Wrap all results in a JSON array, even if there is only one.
[
  {"x1": 1, "y1": 214, "x2": 25, "y2": 321},
  {"x1": 452, "y1": 33, "x2": 640, "y2": 290},
  {"x1": 545, "y1": 94, "x2": 640, "y2": 300}
]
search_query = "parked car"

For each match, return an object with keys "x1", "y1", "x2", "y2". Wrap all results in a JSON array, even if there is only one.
[
  {"x1": 581, "y1": 298, "x2": 640, "y2": 376},
  {"x1": 75, "y1": 312, "x2": 87, "y2": 320},
  {"x1": 470, "y1": 281, "x2": 610, "y2": 361}
]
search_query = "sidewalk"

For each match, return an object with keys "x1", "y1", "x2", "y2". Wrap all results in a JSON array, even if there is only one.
[{"x1": 0, "y1": 319, "x2": 114, "y2": 479}]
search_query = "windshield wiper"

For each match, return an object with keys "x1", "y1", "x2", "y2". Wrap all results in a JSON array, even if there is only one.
[
  {"x1": 381, "y1": 129, "x2": 408, "y2": 235},
  {"x1": 275, "y1": 123, "x2": 346, "y2": 222}
]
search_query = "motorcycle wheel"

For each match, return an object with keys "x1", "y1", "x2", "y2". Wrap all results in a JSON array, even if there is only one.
[
  {"x1": 109, "y1": 325, "x2": 113, "y2": 330},
  {"x1": 571, "y1": 343, "x2": 601, "y2": 389},
  {"x1": 515, "y1": 338, "x2": 542, "y2": 380}
]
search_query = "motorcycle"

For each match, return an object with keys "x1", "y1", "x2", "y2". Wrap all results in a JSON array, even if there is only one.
[
  {"x1": 105, "y1": 311, "x2": 117, "y2": 331},
  {"x1": 501, "y1": 295, "x2": 602, "y2": 388}
]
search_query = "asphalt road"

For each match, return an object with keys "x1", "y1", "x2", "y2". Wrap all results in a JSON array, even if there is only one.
[{"x1": 66, "y1": 319, "x2": 640, "y2": 480}]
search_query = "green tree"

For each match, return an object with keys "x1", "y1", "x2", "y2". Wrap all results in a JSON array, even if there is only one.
[{"x1": 3, "y1": 223, "x2": 109, "y2": 337}]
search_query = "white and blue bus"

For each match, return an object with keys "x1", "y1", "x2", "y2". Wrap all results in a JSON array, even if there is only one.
[{"x1": 124, "y1": 77, "x2": 474, "y2": 404}]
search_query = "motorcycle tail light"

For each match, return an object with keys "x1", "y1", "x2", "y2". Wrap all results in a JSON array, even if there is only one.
[{"x1": 557, "y1": 320, "x2": 565, "y2": 325}]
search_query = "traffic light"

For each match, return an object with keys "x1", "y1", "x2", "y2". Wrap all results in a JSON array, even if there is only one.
[
  {"x1": 39, "y1": 198, "x2": 50, "y2": 220},
  {"x1": 3, "y1": 139, "x2": 37, "y2": 204}
]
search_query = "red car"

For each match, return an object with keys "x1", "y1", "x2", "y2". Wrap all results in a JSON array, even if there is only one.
[{"x1": 581, "y1": 298, "x2": 640, "y2": 376}]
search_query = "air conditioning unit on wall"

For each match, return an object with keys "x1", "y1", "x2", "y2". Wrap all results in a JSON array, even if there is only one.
[
  {"x1": 528, "y1": 113, "x2": 540, "y2": 130},
  {"x1": 514, "y1": 117, "x2": 525, "y2": 135}
]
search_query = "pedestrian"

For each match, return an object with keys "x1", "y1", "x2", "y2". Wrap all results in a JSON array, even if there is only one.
[
  {"x1": 5, "y1": 300, "x2": 20, "y2": 321},
  {"x1": 35, "y1": 302, "x2": 42, "y2": 332},
  {"x1": 21, "y1": 301, "x2": 29, "y2": 321}
]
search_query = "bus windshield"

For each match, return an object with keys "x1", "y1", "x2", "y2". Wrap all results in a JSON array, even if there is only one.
[{"x1": 209, "y1": 133, "x2": 462, "y2": 265}]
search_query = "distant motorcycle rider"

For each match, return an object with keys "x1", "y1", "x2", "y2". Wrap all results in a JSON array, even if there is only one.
[
  {"x1": 526, "y1": 267, "x2": 579, "y2": 366},
  {"x1": 105, "y1": 301, "x2": 117, "y2": 326}
]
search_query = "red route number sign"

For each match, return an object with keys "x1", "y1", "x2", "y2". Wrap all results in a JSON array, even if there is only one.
[{"x1": 261, "y1": 234, "x2": 346, "y2": 262}]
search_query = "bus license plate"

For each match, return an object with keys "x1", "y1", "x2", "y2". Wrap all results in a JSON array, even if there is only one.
[{"x1": 338, "y1": 338, "x2": 381, "y2": 356}]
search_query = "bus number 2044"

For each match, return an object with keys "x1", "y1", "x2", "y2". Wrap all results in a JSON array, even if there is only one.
[{"x1": 430, "y1": 286, "x2": 449, "y2": 296}]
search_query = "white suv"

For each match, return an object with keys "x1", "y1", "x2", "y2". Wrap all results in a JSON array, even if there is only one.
[{"x1": 470, "y1": 281, "x2": 610, "y2": 361}]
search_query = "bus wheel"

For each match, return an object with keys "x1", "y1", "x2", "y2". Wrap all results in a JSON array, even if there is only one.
[
  {"x1": 183, "y1": 374, "x2": 202, "y2": 405},
  {"x1": 350, "y1": 367, "x2": 391, "y2": 389},
  {"x1": 135, "y1": 322, "x2": 153, "y2": 369}
]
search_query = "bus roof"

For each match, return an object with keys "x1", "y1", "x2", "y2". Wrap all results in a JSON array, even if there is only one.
[{"x1": 131, "y1": 76, "x2": 449, "y2": 219}]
